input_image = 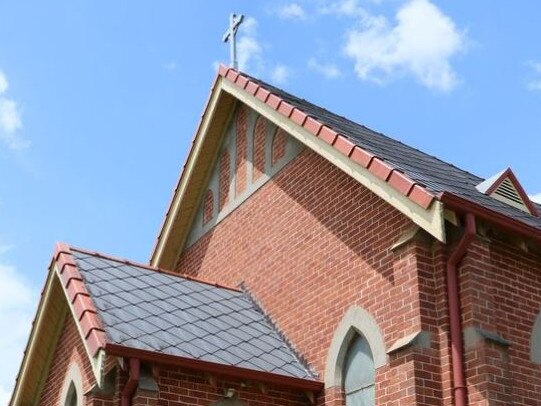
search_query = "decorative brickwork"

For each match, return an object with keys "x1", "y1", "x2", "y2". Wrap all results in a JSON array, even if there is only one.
[
  {"x1": 271, "y1": 128, "x2": 287, "y2": 166},
  {"x1": 203, "y1": 189, "x2": 214, "y2": 225},
  {"x1": 235, "y1": 106, "x2": 248, "y2": 197},
  {"x1": 186, "y1": 104, "x2": 302, "y2": 246},
  {"x1": 253, "y1": 116, "x2": 266, "y2": 181},
  {"x1": 219, "y1": 150, "x2": 231, "y2": 210}
]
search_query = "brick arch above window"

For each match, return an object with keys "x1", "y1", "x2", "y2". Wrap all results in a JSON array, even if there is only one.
[
  {"x1": 530, "y1": 310, "x2": 541, "y2": 364},
  {"x1": 324, "y1": 305, "x2": 387, "y2": 388}
]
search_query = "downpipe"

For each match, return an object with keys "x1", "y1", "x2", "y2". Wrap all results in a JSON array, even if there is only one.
[
  {"x1": 446, "y1": 212, "x2": 476, "y2": 406},
  {"x1": 120, "y1": 358, "x2": 140, "y2": 406}
]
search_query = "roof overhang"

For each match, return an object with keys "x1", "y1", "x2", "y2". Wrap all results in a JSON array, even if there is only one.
[
  {"x1": 105, "y1": 343, "x2": 323, "y2": 392},
  {"x1": 150, "y1": 67, "x2": 447, "y2": 269},
  {"x1": 9, "y1": 245, "x2": 107, "y2": 406},
  {"x1": 440, "y1": 192, "x2": 541, "y2": 244}
]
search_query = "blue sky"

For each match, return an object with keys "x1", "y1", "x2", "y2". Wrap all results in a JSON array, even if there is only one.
[{"x1": 1, "y1": 0, "x2": 541, "y2": 402}]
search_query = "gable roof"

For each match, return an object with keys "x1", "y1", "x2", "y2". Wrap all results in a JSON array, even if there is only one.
[
  {"x1": 70, "y1": 248, "x2": 316, "y2": 383},
  {"x1": 11, "y1": 243, "x2": 321, "y2": 404},
  {"x1": 233, "y1": 69, "x2": 541, "y2": 230},
  {"x1": 151, "y1": 66, "x2": 541, "y2": 268}
]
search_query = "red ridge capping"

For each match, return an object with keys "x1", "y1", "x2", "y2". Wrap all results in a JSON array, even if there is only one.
[
  {"x1": 409, "y1": 185, "x2": 435, "y2": 210},
  {"x1": 217, "y1": 65, "x2": 436, "y2": 210},
  {"x1": 334, "y1": 135, "x2": 355, "y2": 157},
  {"x1": 368, "y1": 158, "x2": 393, "y2": 181},
  {"x1": 388, "y1": 170, "x2": 415, "y2": 196},
  {"x1": 105, "y1": 343, "x2": 323, "y2": 393},
  {"x1": 53, "y1": 242, "x2": 106, "y2": 356}
]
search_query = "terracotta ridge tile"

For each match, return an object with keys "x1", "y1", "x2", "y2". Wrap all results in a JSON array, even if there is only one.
[
  {"x1": 217, "y1": 65, "x2": 436, "y2": 210},
  {"x1": 53, "y1": 242, "x2": 106, "y2": 356}
]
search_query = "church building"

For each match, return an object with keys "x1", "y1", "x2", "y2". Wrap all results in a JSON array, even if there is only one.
[{"x1": 9, "y1": 65, "x2": 541, "y2": 406}]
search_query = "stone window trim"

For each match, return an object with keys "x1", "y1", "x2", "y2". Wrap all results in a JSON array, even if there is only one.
[
  {"x1": 60, "y1": 362, "x2": 84, "y2": 406},
  {"x1": 325, "y1": 305, "x2": 387, "y2": 388},
  {"x1": 531, "y1": 310, "x2": 541, "y2": 364}
]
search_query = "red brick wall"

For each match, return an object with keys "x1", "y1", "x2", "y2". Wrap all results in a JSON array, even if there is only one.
[
  {"x1": 38, "y1": 313, "x2": 96, "y2": 405},
  {"x1": 176, "y1": 148, "x2": 446, "y2": 405},
  {"x1": 459, "y1": 238, "x2": 541, "y2": 405},
  {"x1": 156, "y1": 365, "x2": 308, "y2": 406}
]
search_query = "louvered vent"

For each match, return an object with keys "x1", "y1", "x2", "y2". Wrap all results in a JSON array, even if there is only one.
[
  {"x1": 492, "y1": 178, "x2": 524, "y2": 206},
  {"x1": 476, "y1": 168, "x2": 538, "y2": 216}
]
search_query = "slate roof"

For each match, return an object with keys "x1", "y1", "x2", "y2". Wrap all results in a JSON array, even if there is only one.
[
  {"x1": 244, "y1": 73, "x2": 541, "y2": 233},
  {"x1": 70, "y1": 248, "x2": 314, "y2": 381}
]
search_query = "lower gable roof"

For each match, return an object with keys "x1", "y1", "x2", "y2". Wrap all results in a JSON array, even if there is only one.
[
  {"x1": 12, "y1": 242, "x2": 321, "y2": 404},
  {"x1": 69, "y1": 247, "x2": 316, "y2": 382}
]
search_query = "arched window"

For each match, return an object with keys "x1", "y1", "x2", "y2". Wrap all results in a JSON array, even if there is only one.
[
  {"x1": 343, "y1": 335, "x2": 375, "y2": 406},
  {"x1": 60, "y1": 363, "x2": 83, "y2": 406},
  {"x1": 64, "y1": 382, "x2": 78, "y2": 406}
]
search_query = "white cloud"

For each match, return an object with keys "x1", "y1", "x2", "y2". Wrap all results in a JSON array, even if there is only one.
[
  {"x1": 237, "y1": 17, "x2": 263, "y2": 73},
  {"x1": 278, "y1": 3, "x2": 306, "y2": 20},
  {"x1": 308, "y1": 58, "x2": 342, "y2": 78},
  {"x1": 0, "y1": 249, "x2": 36, "y2": 405},
  {"x1": 270, "y1": 64, "x2": 291, "y2": 84},
  {"x1": 0, "y1": 71, "x2": 8, "y2": 95},
  {"x1": 527, "y1": 62, "x2": 541, "y2": 91},
  {"x1": 343, "y1": 0, "x2": 466, "y2": 92},
  {"x1": 530, "y1": 193, "x2": 541, "y2": 204},
  {"x1": 319, "y1": 0, "x2": 368, "y2": 18},
  {"x1": 0, "y1": 70, "x2": 30, "y2": 150}
]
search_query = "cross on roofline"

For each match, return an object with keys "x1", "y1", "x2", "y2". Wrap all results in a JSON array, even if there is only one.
[{"x1": 222, "y1": 13, "x2": 244, "y2": 71}]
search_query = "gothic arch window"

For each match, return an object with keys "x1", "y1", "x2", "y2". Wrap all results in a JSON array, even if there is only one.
[
  {"x1": 343, "y1": 335, "x2": 375, "y2": 406},
  {"x1": 64, "y1": 382, "x2": 78, "y2": 406},
  {"x1": 325, "y1": 305, "x2": 387, "y2": 391},
  {"x1": 531, "y1": 310, "x2": 541, "y2": 364},
  {"x1": 60, "y1": 363, "x2": 83, "y2": 406}
]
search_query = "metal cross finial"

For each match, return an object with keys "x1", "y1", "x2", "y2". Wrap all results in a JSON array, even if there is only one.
[{"x1": 222, "y1": 13, "x2": 244, "y2": 70}]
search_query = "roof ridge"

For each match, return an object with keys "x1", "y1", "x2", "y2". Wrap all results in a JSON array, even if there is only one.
[
  {"x1": 241, "y1": 70, "x2": 484, "y2": 184},
  {"x1": 53, "y1": 242, "x2": 107, "y2": 356},
  {"x1": 219, "y1": 65, "x2": 436, "y2": 210},
  {"x1": 69, "y1": 245, "x2": 241, "y2": 292},
  {"x1": 239, "y1": 282, "x2": 319, "y2": 379}
]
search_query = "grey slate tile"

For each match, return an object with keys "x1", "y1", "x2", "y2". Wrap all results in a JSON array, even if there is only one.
[{"x1": 70, "y1": 250, "x2": 315, "y2": 381}]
